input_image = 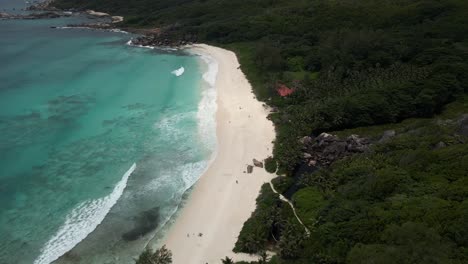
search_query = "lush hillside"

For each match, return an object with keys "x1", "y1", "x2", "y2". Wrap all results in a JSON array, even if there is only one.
[
  {"x1": 53, "y1": 0, "x2": 468, "y2": 263},
  {"x1": 260, "y1": 97, "x2": 467, "y2": 263}
]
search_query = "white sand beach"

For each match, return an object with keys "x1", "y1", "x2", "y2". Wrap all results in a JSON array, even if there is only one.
[{"x1": 160, "y1": 44, "x2": 276, "y2": 263}]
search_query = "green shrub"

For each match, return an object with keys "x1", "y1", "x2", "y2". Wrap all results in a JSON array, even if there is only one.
[
  {"x1": 135, "y1": 245, "x2": 172, "y2": 264},
  {"x1": 264, "y1": 156, "x2": 277, "y2": 174},
  {"x1": 271, "y1": 176, "x2": 294, "y2": 195},
  {"x1": 292, "y1": 187, "x2": 326, "y2": 228},
  {"x1": 234, "y1": 184, "x2": 280, "y2": 253}
]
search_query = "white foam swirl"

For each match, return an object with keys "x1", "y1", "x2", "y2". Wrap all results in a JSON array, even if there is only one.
[{"x1": 171, "y1": 67, "x2": 185, "y2": 76}]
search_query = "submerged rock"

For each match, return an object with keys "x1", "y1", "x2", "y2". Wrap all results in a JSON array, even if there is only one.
[{"x1": 122, "y1": 207, "x2": 160, "y2": 241}]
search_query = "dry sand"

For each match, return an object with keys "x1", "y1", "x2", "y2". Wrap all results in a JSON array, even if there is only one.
[{"x1": 159, "y1": 44, "x2": 276, "y2": 263}]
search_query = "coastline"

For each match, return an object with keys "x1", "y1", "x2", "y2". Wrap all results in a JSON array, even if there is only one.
[
  {"x1": 2, "y1": 8, "x2": 275, "y2": 259},
  {"x1": 155, "y1": 44, "x2": 276, "y2": 263}
]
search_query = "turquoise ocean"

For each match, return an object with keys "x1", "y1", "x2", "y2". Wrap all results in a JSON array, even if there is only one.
[{"x1": 0, "y1": 2, "x2": 217, "y2": 263}]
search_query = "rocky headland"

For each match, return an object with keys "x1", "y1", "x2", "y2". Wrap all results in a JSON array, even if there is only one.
[
  {"x1": 25, "y1": 0, "x2": 58, "y2": 11},
  {"x1": 2, "y1": 0, "x2": 196, "y2": 48},
  {"x1": 299, "y1": 132, "x2": 372, "y2": 167},
  {"x1": 0, "y1": 11, "x2": 70, "y2": 20},
  {"x1": 128, "y1": 30, "x2": 198, "y2": 48}
]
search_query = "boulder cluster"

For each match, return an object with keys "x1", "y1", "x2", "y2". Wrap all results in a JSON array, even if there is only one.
[
  {"x1": 61, "y1": 22, "x2": 113, "y2": 29},
  {"x1": 131, "y1": 33, "x2": 197, "y2": 48},
  {"x1": 300, "y1": 133, "x2": 371, "y2": 167},
  {"x1": 0, "y1": 11, "x2": 68, "y2": 19},
  {"x1": 25, "y1": 0, "x2": 58, "y2": 11},
  {"x1": 246, "y1": 158, "x2": 264, "y2": 173}
]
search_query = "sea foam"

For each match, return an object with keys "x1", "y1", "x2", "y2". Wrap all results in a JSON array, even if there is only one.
[
  {"x1": 33, "y1": 163, "x2": 136, "y2": 264},
  {"x1": 199, "y1": 54, "x2": 218, "y2": 87},
  {"x1": 126, "y1": 39, "x2": 155, "y2": 50},
  {"x1": 171, "y1": 67, "x2": 185, "y2": 76},
  {"x1": 144, "y1": 51, "x2": 219, "y2": 248},
  {"x1": 197, "y1": 54, "x2": 219, "y2": 152}
]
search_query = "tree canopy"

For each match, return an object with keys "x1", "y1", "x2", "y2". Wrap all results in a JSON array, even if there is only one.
[{"x1": 135, "y1": 245, "x2": 172, "y2": 264}]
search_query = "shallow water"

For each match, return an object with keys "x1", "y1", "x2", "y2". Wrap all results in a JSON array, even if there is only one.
[{"x1": 0, "y1": 6, "x2": 216, "y2": 264}]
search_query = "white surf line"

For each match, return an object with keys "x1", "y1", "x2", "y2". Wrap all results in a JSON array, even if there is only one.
[
  {"x1": 126, "y1": 39, "x2": 155, "y2": 50},
  {"x1": 142, "y1": 52, "x2": 219, "y2": 252},
  {"x1": 196, "y1": 53, "x2": 218, "y2": 152},
  {"x1": 268, "y1": 181, "x2": 311, "y2": 237},
  {"x1": 34, "y1": 163, "x2": 137, "y2": 264}
]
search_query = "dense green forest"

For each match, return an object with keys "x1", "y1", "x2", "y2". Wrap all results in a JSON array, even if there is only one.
[
  {"x1": 235, "y1": 97, "x2": 468, "y2": 263},
  {"x1": 54, "y1": 0, "x2": 468, "y2": 263}
]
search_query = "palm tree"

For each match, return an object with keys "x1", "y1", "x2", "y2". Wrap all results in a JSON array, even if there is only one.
[
  {"x1": 258, "y1": 251, "x2": 269, "y2": 264},
  {"x1": 221, "y1": 256, "x2": 234, "y2": 264},
  {"x1": 135, "y1": 245, "x2": 172, "y2": 264}
]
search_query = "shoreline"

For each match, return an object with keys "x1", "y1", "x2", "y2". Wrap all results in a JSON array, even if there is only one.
[
  {"x1": 153, "y1": 44, "x2": 276, "y2": 263},
  {"x1": 0, "y1": 6, "x2": 277, "y2": 262}
]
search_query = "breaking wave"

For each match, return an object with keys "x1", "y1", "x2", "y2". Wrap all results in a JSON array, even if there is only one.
[
  {"x1": 33, "y1": 163, "x2": 136, "y2": 264},
  {"x1": 126, "y1": 39, "x2": 155, "y2": 50}
]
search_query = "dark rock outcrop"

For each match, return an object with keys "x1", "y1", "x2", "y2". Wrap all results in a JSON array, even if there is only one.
[
  {"x1": 63, "y1": 22, "x2": 113, "y2": 29},
  {"x1": 130, "y1": 31, "x2": 197, "y2": 48},
  {"x1": 347, "y1": 134, "x2": 370, "y2": 152},
  {"x1": 26, "y1": 0, "x2": 59, "y2": 11},
  {"x1": 379, "y1": 130, "x2": 396, "y2": 143},
  {"x1": 434, "y1": 141, "x2": 447, "y2": 149},
  {"x1": 0, "y1": 11, "x2": 68, "y2": 20},
  {"x1": 253, "y1": 159, "x2": 264, "y2": 168},
  {"x1": 247, "y1": 165, "x2": 254, "y2": 173},
  {"x1": 111, "y1": 16, "x2": 124, "y2": 23},
  {"x1": 85, "y1": 10, "x2": 110, "y2": 18},
  {"x1": 28, "y1": 12, "x2": 61, "y2": 19},
  {"x1": 457, "y1": 114, "x2": 468, "y2": 136},
  {"x1": 300, "y1": 133, "x2": 370, "y2": 167}
]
